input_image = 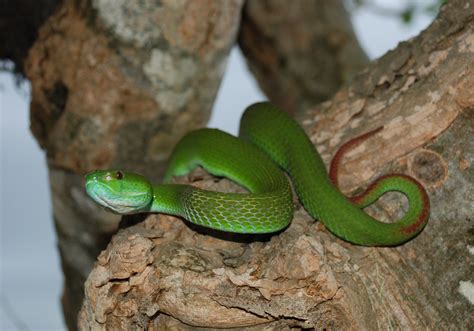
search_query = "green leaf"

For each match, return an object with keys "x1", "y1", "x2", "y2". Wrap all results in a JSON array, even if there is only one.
[{"x1": 401, "y1": 8, "x2": 414, "y2": 23}]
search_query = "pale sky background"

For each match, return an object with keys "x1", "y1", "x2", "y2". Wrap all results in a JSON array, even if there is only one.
[{"x1": 1, "y1": 1, "x2": 434, "y2": 330}]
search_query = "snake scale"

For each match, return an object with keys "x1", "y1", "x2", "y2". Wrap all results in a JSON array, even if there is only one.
[{"x1": 85, "y1": 102, "x2": 429, "y2": 246}]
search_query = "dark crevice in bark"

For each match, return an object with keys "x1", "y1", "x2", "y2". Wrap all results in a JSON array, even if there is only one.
[{"x1": 0, "y1": 0, "x2": 62, "y2": 77}]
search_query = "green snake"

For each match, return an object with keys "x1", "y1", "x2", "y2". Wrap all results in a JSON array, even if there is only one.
[{"x1": 85, "y1": 102, "x2": 429, "y2": 246}]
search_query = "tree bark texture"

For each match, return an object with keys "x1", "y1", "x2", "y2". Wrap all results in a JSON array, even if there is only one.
[
  {"x1": 23, "y1": 0, "x2": 244, "y2": 328},
  {"x1": 238, "y1": 0, "x2": 369, "y2": 115},
  {"x1": 78, "y1": 0, "x2": 473, "y2": 329}
]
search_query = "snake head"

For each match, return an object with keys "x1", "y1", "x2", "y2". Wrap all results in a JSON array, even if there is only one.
[{"x1": 85, "y1": 170, "x2": 153, "y2": 214}]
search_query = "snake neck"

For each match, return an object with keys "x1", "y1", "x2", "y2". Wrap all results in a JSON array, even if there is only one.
[{"x1": 150, "y1": 184, "x2": 189, "y2": 217}]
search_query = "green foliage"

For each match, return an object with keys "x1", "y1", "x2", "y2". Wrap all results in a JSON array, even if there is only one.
[{"x1": 401, "y1": 6, "x2": 415, "y2": 23}]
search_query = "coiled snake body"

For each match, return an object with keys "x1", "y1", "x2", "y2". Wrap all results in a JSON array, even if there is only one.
[{"x1": 86, "y1": 102, "x2": 429, "y2": 246}]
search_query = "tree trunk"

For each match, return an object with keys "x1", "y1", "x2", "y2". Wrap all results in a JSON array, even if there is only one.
[
  {"x1": 238, "y1": 0, "x2": 369, "y2": 115},
  {"x1": 23, "y1": 0, "x2": 244, "y2": 328},
  {"x1": 78, "y1": 0, "x2": 473, "y2": 329}
]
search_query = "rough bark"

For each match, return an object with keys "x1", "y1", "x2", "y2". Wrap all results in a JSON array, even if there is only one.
[
  {"x1": 23, "y1": 0, "x2": 244, "y2": 328},
  {"x1": 79, "y1": 0, "x2": 473, "y2": 329},
  {"x1": 238, "y1": 0, "x2": 369, "y2": 114}
]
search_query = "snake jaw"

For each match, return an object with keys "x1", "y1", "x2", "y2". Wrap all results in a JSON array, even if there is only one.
[{"x1": 85, "y1": 180, "x2": 123, "y2": 213}]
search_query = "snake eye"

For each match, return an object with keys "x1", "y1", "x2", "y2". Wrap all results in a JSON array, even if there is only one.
[{"x1": 115, "y1": 171, "x2": 124, "y2": 180}]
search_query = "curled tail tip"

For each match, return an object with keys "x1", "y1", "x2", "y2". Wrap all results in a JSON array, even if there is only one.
[{"x1": 329, "y1": 126, "x2": 384, "y2": 187}]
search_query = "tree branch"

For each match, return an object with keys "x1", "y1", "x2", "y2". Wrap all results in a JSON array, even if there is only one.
[{"x1": 79, "y1": 0, "x2": 473, "y2": 328}]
